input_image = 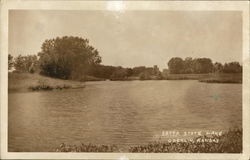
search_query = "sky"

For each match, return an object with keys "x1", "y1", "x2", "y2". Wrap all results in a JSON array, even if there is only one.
[{"x1": 9, "y1": 10, "x2": 242, "y2": 70}]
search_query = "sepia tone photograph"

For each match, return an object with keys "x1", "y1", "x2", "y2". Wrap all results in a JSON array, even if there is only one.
[
  {"x1": 7, "y1": 9, "x2": 243, "y2": 153},
  {"x1": 1, "y1": 1, "x2": 250, "y2": 159}
]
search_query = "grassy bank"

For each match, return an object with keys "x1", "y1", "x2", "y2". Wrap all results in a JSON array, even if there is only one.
[
  {"x1": 165, "y1": 73, "x2": 242, "y2": 83},
  {"x1": 81, "y1": 75, "x2": 106, "y2": 81},
  {"x1": 110, "y1": 76, "x2": 162, "y2": 81},
  {"x1": 55, "y1": 129, "x2": 242, "y2": 153},
  {"x1": 56, "y1": 143, "x2": 119, "y2": 152},
  {"x1": 199, "y1": 73, "x2": 242, "y2": 84},
  {"x1": 165, "y1": 73, "x2": 210, "y2": 80},
  {"x1": 129, "y1": 129, "x2": 242, "y2": 153},
  {"x1": 8, "y1": 73, "x2": 85, "y2": 92}
]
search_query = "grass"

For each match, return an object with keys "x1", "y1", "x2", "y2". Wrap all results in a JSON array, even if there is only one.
[
  {"x1": 55, "y1": 129, "x2": 242, "y2": 153},
  {"x1": 56, "y1": 143, "x2": 118, "y2": 152},
  {"x1": 199, "y1": 73, "x2": 242, "y2": 84},
  {"x1": 8, "y1": 72, "x2": 85, "y2": 92},
  {"x1": 165, "y1": 73, "x2": 242, "y2": 83},
  {"x1": 80, "y1": 75, "x2": 106, "y2": 82},
  {"x1": 165, "y1": 73, "x2": 210, "y2": 80},
  {"x1": 129, "y1": 129, "x2": 242, "y2": 153}
]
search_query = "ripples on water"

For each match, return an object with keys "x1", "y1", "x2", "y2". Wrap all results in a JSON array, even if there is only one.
[{"x1": 8, "y1": 80, "x2": 242, "y2": 151}]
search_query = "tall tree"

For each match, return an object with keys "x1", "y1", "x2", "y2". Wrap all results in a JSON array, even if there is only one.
[
  {"x1": 8, "y1": 54, "x2": 14, "y2": 70},
  {"x1": 38, "y1": 36, "x2": 101, "y2": 79},
  {"x1": 193, "y1": 58, "x2": 213, "y2": 73},
  {"x1": 167, "y1": 57, "x2": 184, "y2": 74}
]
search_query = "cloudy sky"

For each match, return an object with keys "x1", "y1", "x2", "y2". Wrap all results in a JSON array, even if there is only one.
[{"x1": 9, "y1": 10, "x2": 242, "y2": 69}]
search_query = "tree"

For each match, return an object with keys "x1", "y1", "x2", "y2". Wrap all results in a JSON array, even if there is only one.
[
  {"x1": 38, "y1": 36, "x2": 101, "y2": 79},
  {"x1": 193, "y1": 58, "x2": 213, "y2": 73},
  {"x1": 183, "y1": 57, "x2": 194, "y2": 73},
  {"x1": 110, "y1": 67, "x2": 128, "y2": 80},
  {"x1": 167, "y1": 57, "x2": 184, "y2": 74},
  {"x1": 153, "y1": 65, "x2": 160, "y2": 75},
  {"x1": 126, "y1": 68, "x2": 133, "y2": 77},
  {"x1": 223, "y1": 62, "x2": 242, "y2": 73},
  {"x1": 139, "y1": 71, "x2": 150, "y2": 80},
  {"x1": 213, "y1": 62, "x2": 223, "y2": 73},
  {"x1": 8, "y1": 54, "x2": 14, "y2": 70},
  {"x1": 132, "y1": 66, "x2": 146, "y2": 76},
  {"x1": 89, "y1": 65, "x2": 116, "y2": 79},
  {"x1": 14, "y1": 54, "x2": 38, "y2": 73}
]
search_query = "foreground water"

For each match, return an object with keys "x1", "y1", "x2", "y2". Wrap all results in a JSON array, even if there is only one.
[{"x1": 8, "y1": 80, "x2": 242, "y2": 152}]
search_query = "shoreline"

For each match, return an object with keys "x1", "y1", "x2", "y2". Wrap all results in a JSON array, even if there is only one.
[
  {"x1": 105, "y1": 73, "x2": 242, "y2": 84},
  {"x1": 8, "y1": 72, "x2": 86, "y2": 92},
  {"x1": 8, "y1": 72, "x2": 242, "y2": 93}
]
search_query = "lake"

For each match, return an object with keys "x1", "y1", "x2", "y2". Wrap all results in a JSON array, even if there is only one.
[{"x1": 8, "y1": 80, "x2": 242, "y2": 152}]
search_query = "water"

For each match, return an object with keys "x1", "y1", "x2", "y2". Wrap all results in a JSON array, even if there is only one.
[{"x1": 8, "y1": 80, "x2": 242, "y2": 152}]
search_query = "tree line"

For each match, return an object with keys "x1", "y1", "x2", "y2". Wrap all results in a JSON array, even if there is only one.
[
  {"x1": 90, "y1": 65, "x2": 162, "y2": 80},
  {"x1": 168, "y1": 57, "x2": 242, "y2": 74},
  {"x1": 8, "y1": 54, "x2": 162, "y2": 80},
  {"x1": 8, "y1": 36, "x2": 162, "y2": 80},
  {"x1": 8, "y1": 54, "x2": 39, "y2": 73},
  {"x1": 8, "y1": 36, "x2": 242, "y2": 81}
]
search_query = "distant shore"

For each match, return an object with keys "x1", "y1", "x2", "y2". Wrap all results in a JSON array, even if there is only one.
[
  {"x1": 8, "y1": 72, "x2": 242, "y2": 92},
  {"x1": 198, "y1": 73, "x2": 242, "y2": 83},
  {"x1": 109, "y1": 73, "x2": 242, "y2": 84},
  {"x1": 166, "y1": 73, "x2": 242, "y2": 83}
]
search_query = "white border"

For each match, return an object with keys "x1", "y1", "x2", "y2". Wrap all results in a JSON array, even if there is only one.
[{"x1": 1, "y1": 1, "x2": 249, "y2": 159}]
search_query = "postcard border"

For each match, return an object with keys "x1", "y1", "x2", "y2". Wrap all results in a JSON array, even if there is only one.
[{"x1": 1, "y1": 0, "x2": 249, "y2": 159}]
